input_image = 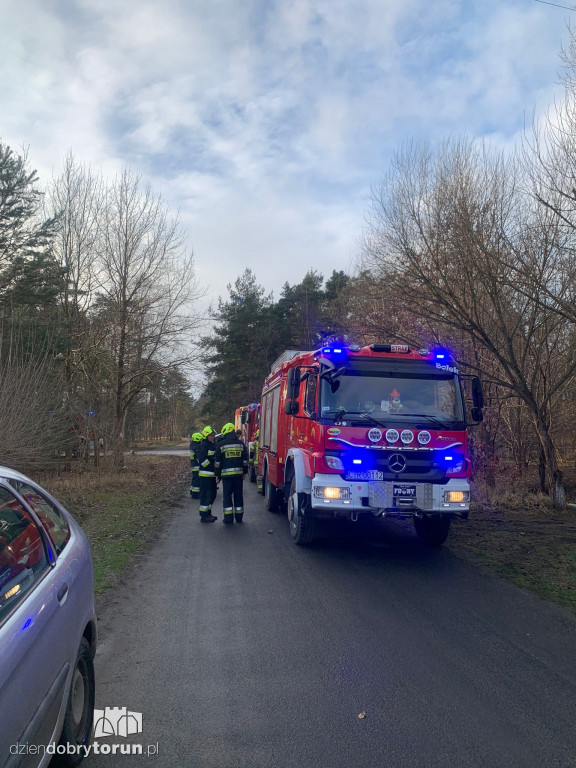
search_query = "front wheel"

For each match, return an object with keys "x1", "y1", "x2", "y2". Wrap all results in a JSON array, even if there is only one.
[
  {"x1": 287, "y1": 477, "x2": 315, "y2": 545},
  {"x1": 413, "y1": 515, "x2": 451, "y2": 547},
  {"x1": 54, "y1": 637, "x2": 95, "y2": 766}
]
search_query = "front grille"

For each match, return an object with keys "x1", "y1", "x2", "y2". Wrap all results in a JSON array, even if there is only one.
[{"x1": 340, "y1": 449, "x2": 446, "y2": 482}]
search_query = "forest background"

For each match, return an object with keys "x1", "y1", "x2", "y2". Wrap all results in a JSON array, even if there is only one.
[{"x1": 6, "y1": 30, "x2": 576, "y2": 516}]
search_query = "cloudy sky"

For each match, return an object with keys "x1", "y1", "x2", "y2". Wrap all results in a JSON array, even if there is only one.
[{"x1": 0, "y1": 0, "x2": 572, "y2": 305}]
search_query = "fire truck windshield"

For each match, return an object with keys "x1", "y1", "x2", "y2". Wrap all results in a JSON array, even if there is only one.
[{"x1": 319, "y1": 364, "x2": 464, "y2": 425}]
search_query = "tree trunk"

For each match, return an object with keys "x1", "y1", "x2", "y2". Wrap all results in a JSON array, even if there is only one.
[
  {"x1": 535, "y1": 417, "x2": 566, "y2": 510},
  {"x1": 538, "y1": 448, "x2": 547, "y2": 494}
]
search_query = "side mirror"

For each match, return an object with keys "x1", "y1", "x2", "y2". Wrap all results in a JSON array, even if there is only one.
[
  {"x1": 287, "y1": 368, "x2": 301, "y2": 399},
  {"x1": 284, "y1": 400, "x2": 299, "y2": 415},
  {"x1": 472, "y1": 377, "x2": 484, "y2": 409},
  {"x1": 471, "y1": 407, "x2": 483, "y2": 423}
]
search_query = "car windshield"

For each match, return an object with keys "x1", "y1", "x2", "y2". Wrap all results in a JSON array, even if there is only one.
[{"x1": 320, "y1": 368, "x2": 463, "y2": 424}]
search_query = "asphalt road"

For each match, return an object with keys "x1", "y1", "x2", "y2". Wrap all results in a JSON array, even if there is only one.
[{"x1": 88, "y1": 477, "x2": 576, "y2": 768}]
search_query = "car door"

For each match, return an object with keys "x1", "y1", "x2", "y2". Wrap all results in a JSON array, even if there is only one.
[{"x1": 0, "y1": 484, "x2": 72, "y2": 767}]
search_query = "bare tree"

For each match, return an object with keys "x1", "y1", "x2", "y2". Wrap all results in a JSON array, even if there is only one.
[
  {"x1": 48, "y1": 152, "x2": 102, "y2": 320},
  {"x1": 362, "y1": 137, "x2": 576, "y2": 509},
  {"x1": 95, "y1": 168, "x2": 202, "y2": 464}
]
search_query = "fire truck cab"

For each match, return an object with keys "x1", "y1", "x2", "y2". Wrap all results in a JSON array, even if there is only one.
[{"x1": 258, "y1": 344, "x2": 483, "y2": 545}]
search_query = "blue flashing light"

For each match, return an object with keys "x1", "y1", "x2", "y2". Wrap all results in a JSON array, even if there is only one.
[
  {"x1": 444, "y1": 456, "x2": 453, "y2": 461},
  {"x1": 89, "y1": 410, "x2": 94, "y2": 416},
  {"x1": 321, "y1": 346, "x2": 348, "y2": 361},
  {"x1": 432, "y1": 347, "x2": 451, "y2": 361},
  {"x1": 353, "y1": 459, "x2": 362, "y2": 465}
]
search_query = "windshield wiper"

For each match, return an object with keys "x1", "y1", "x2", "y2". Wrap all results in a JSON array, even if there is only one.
[
  {"x1": 408, "y1": 413, "x2": 449, "y2": 428},
  {"x1": 334, "y1": 410, "x2": 389, "y2": 428}
]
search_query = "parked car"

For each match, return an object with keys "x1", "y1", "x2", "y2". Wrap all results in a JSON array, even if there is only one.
[{"x1": 0, "y1": 467, "x2": 96, "y2": 767}]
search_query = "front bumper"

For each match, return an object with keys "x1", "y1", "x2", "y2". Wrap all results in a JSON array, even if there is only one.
[{"x1": 309, "y1": 473, "x2": 470, "y2": 517}]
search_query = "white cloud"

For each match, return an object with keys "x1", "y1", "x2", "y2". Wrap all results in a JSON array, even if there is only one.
[{"x1": 0, "y1": 0, "x2": 571, "y2": 306}]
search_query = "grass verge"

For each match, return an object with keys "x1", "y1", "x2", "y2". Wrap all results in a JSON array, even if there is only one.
[
  {"x1": 448, "y1": 503, "x2": 576, "y2": 611},
  {"x1": 38, "y1": 455, "x2": 189, "y2": 596}
]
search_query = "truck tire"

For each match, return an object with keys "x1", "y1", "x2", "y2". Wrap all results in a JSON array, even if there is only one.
[
  {"x1": 265, "y1": 475, "x2": 279, "y2": 512},
  {"x1": 413, "y1": 515, "x2": 451, "y2": 547},
  {"x1": 288, "y1": 476, "x2": 315, "y2": 545}
]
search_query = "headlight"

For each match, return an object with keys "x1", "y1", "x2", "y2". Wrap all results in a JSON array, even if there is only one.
[
  {"x1": 443, "y1": 490, "x2": 470, "y2": 503},
  {"x1": 325, "y1": 456, "x2": 344, "y2": 471},
  {"x1": 314, "y1": 487, "x2": 351, "y2": 500}
]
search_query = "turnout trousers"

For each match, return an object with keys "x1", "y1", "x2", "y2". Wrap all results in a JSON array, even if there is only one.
[
  {"x1": 190, "y1": 468, "x2": 200, "y2": 498},
  {"x1": 222, "y1": 475, "x2": 244, "y2": 523},
  {"x1": 199, "y1": 476, "x2": 217, "y2": 518}
]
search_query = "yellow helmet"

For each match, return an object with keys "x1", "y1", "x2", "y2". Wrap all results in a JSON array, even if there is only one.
[
  {"x1": 191, "y1": 432, "x2": 203, "y2": 442},
  {"x1": 221, "y1": 422, "x2": 235, "y2": 435},
  {"x1": 202, "y1": 425, "x2": 215, "y2": 438}
]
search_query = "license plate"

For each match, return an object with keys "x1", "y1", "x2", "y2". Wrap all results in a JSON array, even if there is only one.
[
  {"x1": 347, "y1": 470, "x2": 384, "y2": 481},
  {"x1": 393, "y1": 485, "x2": 416, "y2": 497}
]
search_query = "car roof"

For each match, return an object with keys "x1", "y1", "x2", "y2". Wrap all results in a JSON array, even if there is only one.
[{"x1": 0, "y1": 466, "x2": 34, "y2": 484}]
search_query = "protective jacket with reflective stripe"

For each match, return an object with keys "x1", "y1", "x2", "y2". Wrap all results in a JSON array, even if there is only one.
[
  {"x1": 197, "y1": 439, "x2": 216, "y2": 476},
  {"x1": 189, "y1": 441, "x2": 200, "y2": 471},
  {"x1": 215, "y1": 435, "x2": 248, "y2": 478}
]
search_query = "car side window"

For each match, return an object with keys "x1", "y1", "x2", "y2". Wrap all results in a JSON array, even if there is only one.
[
  {"x1": 9, "y1": 481, "x2": 70, "y2": 555},
  {"x1": 0, "y1": 486, "x2": 51, "y2": 624}
]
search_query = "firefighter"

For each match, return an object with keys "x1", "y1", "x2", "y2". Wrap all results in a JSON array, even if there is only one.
[
  {"x1": 197, "y1": 426, "x2": 218, "y2": 523},
  {"x1": 189, "y1": 432, "x2": 203, "y2": 499},
  {"x1": 253, "y1": 429, "x2": 263, "y2": 493},
  {"x1": 215, "y1": 422, "x2": 248, "y2": 524}
]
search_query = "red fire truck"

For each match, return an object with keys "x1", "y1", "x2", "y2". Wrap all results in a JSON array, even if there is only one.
[
  {"x1": 234, "y1": 403, "x2": 260, "y2": 482},
  {"x1": 257, "y1": 343, "x2": 484, "y2": 545}
]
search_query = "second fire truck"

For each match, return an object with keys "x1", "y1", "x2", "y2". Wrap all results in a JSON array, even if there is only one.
[
  {"x1": 234, "y1": 403, "x2": 260, "y2": 482},
  {"x1": 257, "y1": 343, "x2": 483, "y2": 545}
]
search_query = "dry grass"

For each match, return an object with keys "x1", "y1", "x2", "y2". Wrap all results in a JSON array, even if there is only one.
[
  {"x1": 448, "y1": 469, "x2": 576, "y2": 611},
  {"x1": 37, "y1": 455, "x2": 189, "y2": 596}
]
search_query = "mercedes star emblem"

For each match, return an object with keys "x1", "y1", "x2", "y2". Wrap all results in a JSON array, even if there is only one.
[{"x1": 388, "y1": 454, "x2": 407, "y2": 473}]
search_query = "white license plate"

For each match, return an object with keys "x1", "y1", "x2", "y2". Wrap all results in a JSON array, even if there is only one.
[
  {"x1": 347, "y1": 470, "x2": 384, "y2": 481},
  {"x1": 393, "y1": 485, "x2": 416, "y2": 497}
]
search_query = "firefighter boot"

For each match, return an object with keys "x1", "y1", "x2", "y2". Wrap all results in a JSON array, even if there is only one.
[
  {"x1": 223, "y1": 511, "x2": 234, "y2": 525},
  {"x1": 200, "y1": 514, "x2": 217, "y2": 523},
  {"x1": 234, "y1": 512, "x2": 244, "y2": 524}
]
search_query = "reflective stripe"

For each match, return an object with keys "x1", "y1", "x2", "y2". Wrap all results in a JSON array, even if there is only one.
[
  {"x1": 201, "y1": 459, "x2": 211, "y2": 467},
  {"x1": 199, "y1": 471, "x2": 215, "y2": 477},
  {"x1": 199, "y1": 505, "x2": 211, "y2": 512},
  {"x1": 221, "y1": 469, "x2": 244, "y2": 476},
  {"x1": 235, "y1": 507, "x2": 243, "y2": 512},
  {"x1": 223, "y1": 507, "x2": 234, "y2": 512},
  {"x1": 191, "y1": 464, "x2": 199, "y2": 471}
]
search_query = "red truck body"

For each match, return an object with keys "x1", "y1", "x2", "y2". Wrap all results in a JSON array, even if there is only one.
[{"x1": 257, "y1": 343, "x2": 482, "y2": 545}]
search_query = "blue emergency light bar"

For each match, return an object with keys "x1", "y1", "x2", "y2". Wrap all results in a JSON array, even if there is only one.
[
  {"x1": 320, "y1": 346, "x2": 349, "y2": 361},
  {"x1": 432, "y1": 347, "x2": 452, "y2": 361}
]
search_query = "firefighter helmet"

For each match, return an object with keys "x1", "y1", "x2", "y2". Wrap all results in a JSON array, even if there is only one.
[
  {"x1": 221, "y1": 422, "x2": 235, "y2": 435},
  {"x1": 191, "y1": 432, "x2": 203, "y2": 442},
  {"x1": 202, "y1": 425, "x2": 215, "y2": 437}
]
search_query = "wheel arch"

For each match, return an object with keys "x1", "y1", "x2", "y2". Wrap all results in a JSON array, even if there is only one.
[{"x1": 286, "y1": 449, "x2": 312, "y2": 494}]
